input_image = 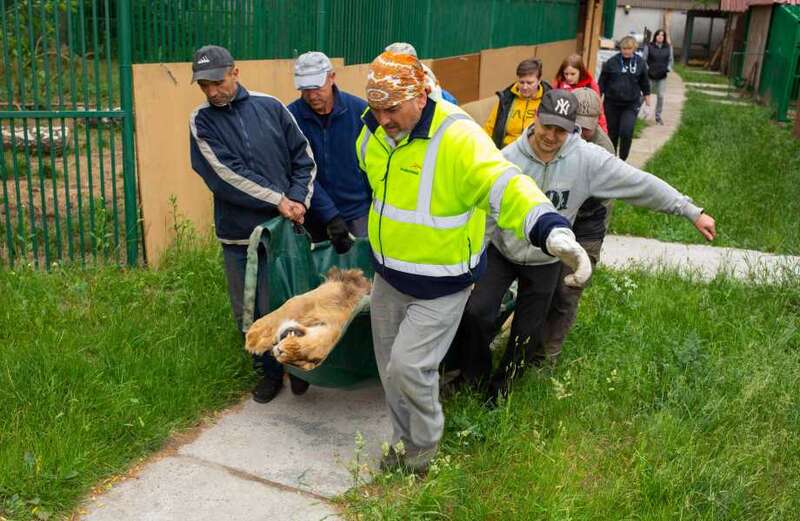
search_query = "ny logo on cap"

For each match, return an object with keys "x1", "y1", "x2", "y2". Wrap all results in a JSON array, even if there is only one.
[
  {"x1": 555, "y1": 99, "x2": 571, "y2": 116},
  {"x1": 197, "y1": 55, "x2": 210, "y2": 64}
]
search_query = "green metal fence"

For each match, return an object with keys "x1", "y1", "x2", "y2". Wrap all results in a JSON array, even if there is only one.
[
  {"x1": 1, "y1": 0, "x2": 581, "y2": 269},
  {"x1": 759, "y1": 5, "x2": 800, "y2": 122},
  {"x1": 131, "y1": 0, "x2": 580, "y2": 65},
  {"x1": 0, "y1": 0, "x2": 139, "y2": 268}
]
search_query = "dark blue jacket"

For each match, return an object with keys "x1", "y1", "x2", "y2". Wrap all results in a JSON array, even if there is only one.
[
  {"x1": 190, "y1": 84, "x2": 316, "y2": 243},
  {"x1": 599, "y1": 53, "x2": 651, "y2": 104},
  {"x1": 288, "y1": 86, "x2": 371, "y2": 226}
]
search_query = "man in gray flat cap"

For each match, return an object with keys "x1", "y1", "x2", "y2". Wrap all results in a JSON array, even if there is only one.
[
  {"x1": 189, "y1": 45, "x2": 317, "y2": 403},
  {"x1": 288, "y1": 51, "x2": 370, "y2": 253}
]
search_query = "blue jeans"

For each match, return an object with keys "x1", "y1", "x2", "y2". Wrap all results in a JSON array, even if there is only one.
[{"x1": 222, "y1": 243, "x2": 283, "y2": 381}]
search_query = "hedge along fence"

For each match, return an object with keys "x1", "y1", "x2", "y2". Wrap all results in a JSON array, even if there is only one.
[{"x1": 131, "y1": 0, "x2": 580, "y2": 64}]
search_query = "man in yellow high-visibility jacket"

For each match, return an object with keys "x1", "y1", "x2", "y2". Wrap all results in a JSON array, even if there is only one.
[{"x1": 357, "y1": 52, "x2": 592, "y2": 473}]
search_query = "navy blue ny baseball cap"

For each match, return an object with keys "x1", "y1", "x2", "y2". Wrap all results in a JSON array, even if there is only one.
[{"x1": 537, "y1": 89, "x2": 578, "y2": 131}]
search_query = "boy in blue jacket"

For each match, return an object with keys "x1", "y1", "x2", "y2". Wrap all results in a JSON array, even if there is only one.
[
  {"x1": 189, "y1": 45, "x2": 317, "y2": 403},
  {"x1": 288, "y1": 51, "x2": 371, "y2": 253}
]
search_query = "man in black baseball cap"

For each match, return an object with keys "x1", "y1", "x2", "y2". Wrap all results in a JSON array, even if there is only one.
[
  {"x1": 190, "y1": 45, "x2": 241, "y2": 108},
  {"x1": 450, "y1": 86, "x2": 715, "y2": 399},
  {"x1": 189, "y1": 44, "x2": 317, "y2": 403},
  {"x1": 526, "y1": 89, "x2": 578, "y2": 162},
  {"x1": 191, "y1": 45, "x2": 235, "y2": 83}
]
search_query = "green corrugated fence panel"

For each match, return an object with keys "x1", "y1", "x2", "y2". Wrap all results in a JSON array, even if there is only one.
[
  {"x1": 130, "y1": 0, "x2": 580, "y2": 64},
  {"x1": 759, "y1": 4, "x2": 800, "y2": 121},
  {"x1": 602, "y1": 0, "x2": 616, "y2": 39},
  {"x1": 427, "y1": 0, "x2": 492, "y2": 58}
]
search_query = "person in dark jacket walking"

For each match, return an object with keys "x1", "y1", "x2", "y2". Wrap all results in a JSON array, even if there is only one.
[
  {"x1": 189, "y1": 45, "x2": 317, "y2": 404},
  {"x1": 288, "y1": 51, "x2": 371, "y2": 252},
  {"x1": 642, "y1": 29, "x2": 674, "y2": 125},
  {"x1": 598, "y1": 36, "x2": 652, "y2": 160}
]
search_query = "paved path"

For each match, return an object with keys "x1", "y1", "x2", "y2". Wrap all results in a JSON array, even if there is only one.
[
  {"x1": 601, "y1": 235, "x2": 799, "y2": 282},
  {"x1": 77, "y1": 70, "x2": 798, "y2": 521},
  {"x1": 707, "y1": 99, "x2": 752, "y2": 106},
  {"x1": 81, "y1": 385, "x2": 389, "y2": 520},
  {"x1": 684, "y1": 82, "x2": 734, "y2": 89}
]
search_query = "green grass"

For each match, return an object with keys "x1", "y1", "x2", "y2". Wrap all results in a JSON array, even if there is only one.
[
  {"x1": 609, "y1": 90, "x2": 800, "y2": 254},
  {"x1": 673, "y1": 64, "x2": 730, "y2": 86},
  {"x1": 2, "y1": 154, "x2": 30, "y2": 182},
  {"x1": 0, "y1": 240, "x2": 253, "y2": 521},
  {"x1": 341, "y1": 268, "x2": 800, "y2": 520}
]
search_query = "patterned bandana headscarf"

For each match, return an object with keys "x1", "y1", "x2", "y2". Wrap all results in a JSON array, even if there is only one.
[{"x1": 366, "y1": 52, "x2": 426, "y2": 109}]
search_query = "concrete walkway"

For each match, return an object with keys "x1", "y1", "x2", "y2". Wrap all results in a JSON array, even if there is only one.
[
  {"x1": 625, "y1": 72, "x2": 684, "y2": 170},
  {"x1": 81, "y1": 385, "x2": 389, "y2": 520},
  {"x1": 684, "y1": 82, "x2": 734, "y2": 90},
  {"x1": 601, "y1": 235, "x2": 799, "y2": 282},
  {"x1": 77, "y1": 70, "x2": 798, "y2": 521},
  {"x1": 607, "y1": 73, "x2": 799, "y2": 281}
]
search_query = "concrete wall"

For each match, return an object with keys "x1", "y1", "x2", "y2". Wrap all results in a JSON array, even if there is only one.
[
  {"x1": 134, "y1": 39, "x2": 576, "y2": 265},
  {"x1": 612, "y1": 7, "x2": 726, "y2": 59}
]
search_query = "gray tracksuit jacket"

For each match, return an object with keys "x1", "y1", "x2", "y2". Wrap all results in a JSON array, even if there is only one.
[{"x1": 489, "y1": 132, "x2": 703, "y2": 265}]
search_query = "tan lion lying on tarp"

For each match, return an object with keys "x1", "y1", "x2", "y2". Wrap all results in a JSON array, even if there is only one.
[{"x1": 245, "y1": 268, "x2": 371, "y2": 371}]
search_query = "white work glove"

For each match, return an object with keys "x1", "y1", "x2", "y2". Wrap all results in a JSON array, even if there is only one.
[
  {"x1": 639, "y1": 104, "x2": 651, "y2": 120},
  {"x1": 545, "y1": 228, "x2": 593, "y2": 288}
]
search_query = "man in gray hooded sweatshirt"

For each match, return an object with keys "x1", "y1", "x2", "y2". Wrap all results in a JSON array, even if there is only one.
[{"x1": 452, "y1": 89, "x2": 716, "y2": 401}]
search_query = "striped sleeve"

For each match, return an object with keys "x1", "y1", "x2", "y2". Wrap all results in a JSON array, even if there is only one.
[
  {"x1": 252, "y1": 92, "x2": 316, "y2": 208},
  {"x1": 189, "y1": 105, "x2": 284, "y2": 209}
]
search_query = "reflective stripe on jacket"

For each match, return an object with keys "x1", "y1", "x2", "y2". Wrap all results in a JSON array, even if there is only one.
[{"x1": 190, "y1": 84, "x2": 316, "y2": 243}]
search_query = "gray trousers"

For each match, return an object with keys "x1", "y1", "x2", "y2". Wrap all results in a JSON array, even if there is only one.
[
  {"x1": 222, "y1": 243, "x2": 283, "y2": 380},
  {"x1": 370, "y1": 274, "x2": 471, "y2": 450},
  {"x1": 651, "y1": 78, "x2": 667, "y2": 118}
]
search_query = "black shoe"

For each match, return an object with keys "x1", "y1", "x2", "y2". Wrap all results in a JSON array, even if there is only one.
[
  {"x1": 252, "y1": 376, "x2": 283, "y2": 403},
  {"x1": 484, "y1": 379, "x2": 508, "y2": 409},
  {"x1": 379, "y1": 446, "x2": 405, "y2": 472},
  {"x1": 288, "y1": 373, "x2": 310, "y2": 395},
  {"x1": 379, "y1": 444, "x2": 435, "y2": 475},
  {"x1": 655, "y1": 116, "x2": 664, "y2": 125}
]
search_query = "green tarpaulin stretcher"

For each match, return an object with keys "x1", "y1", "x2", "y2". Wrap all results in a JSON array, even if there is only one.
[{"x1": 242, "y1": 217, "x2": 516, "y2": 389}]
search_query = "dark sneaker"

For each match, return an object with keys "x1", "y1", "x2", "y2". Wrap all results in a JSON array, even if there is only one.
[
  {"x1": 252, "y1": 375, "x2": 283, "y2": 403},
  {"x1": 485, "y1": 376, "x2": 512, "y2": 409},
  {"x1": 380, "y1": 444, "x2": 436, "y2": 475},
  {"x1": 404, "y1": 445, "x2": 436, "y2": 474},
  {"x1": 655, "y1": 116, "x2": 664, "y2": 125},
  {"x1": 288, "y1": 373, "x2": 311, "y2": 395},
  {"x1": 379, "y1": 446, "x2": 404, "y2": 472}
]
